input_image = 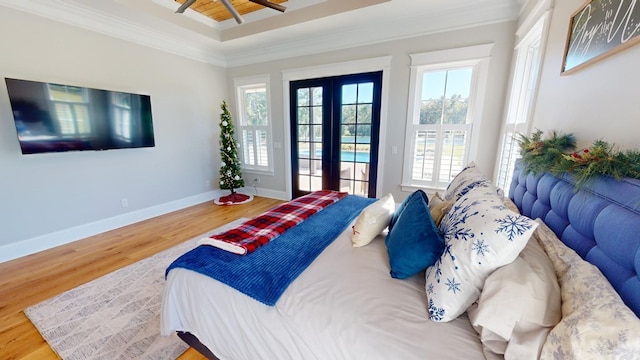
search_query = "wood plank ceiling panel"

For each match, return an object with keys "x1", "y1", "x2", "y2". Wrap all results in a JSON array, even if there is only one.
[{"x1": 175, "y1": 0, "x2": 288, "y2": 22}]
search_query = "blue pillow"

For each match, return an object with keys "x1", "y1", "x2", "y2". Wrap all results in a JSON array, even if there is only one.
[
  {"x1": 388, "y1": 190, "x2": 429, "y2": 232},
  {"x1": 385, "y1": 191, "x2": 444, "y2": 279}
]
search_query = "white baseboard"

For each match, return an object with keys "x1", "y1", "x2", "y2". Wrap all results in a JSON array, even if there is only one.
[
  {"x1": 0, "y1": 190, "x2": 220, "y2": 264},
  {"x1": 0, "y1": 187, "x2": 289, "y2": 264},
  {"x1": 237, "y1": 186, "x2": 289, "y2": 201}
]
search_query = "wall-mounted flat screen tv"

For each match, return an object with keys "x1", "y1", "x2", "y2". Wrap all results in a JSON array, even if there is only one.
[{"x1": 5, "y1": 78, "x2": 155, "y2": 154}]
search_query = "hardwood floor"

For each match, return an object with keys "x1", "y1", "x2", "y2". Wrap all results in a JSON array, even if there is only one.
[{"x1": 0, "y1": 196, "x2": 284, "y2": 360}]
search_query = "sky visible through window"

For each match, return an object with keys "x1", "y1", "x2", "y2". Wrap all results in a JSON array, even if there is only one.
[
  {"x1": 342, "y1": 82, "x2": 373, "y2": 104},
  {"x1": 421, "y1": 68, "x2": 472, "y2": 100}
]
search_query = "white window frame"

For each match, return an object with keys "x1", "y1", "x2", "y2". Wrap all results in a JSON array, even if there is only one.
[
  {"x1": 402, "y1": 44, "x2": 494, "y2": 192},
  {"x1": 234, "y1": 74, "x2": 274, "y2": 174},
  {"x1": 494, "y1": 8, "x2": 552, "y2": 190}
]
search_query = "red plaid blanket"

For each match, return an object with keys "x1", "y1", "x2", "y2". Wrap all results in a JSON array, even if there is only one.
[{"x1": 197, "y1": 190, "x2": 348, "y2": 255}]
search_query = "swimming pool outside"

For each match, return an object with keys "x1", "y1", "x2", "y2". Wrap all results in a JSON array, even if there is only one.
[{"x1": 299, "y1": 150, "x2": 370, "y2": 163}]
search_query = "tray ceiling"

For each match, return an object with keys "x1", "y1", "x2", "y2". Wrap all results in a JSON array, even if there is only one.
[
  {"x1": 174, "y1": 0, "x2": 288, "y2": 22},
  {"x1": 0, "y1": 0, "x2": 525, "y2": 67}
]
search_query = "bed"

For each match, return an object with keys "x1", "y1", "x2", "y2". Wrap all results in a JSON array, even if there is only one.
[{"x1": 160, "y1": 162, "x2": 640, "y2": 359}]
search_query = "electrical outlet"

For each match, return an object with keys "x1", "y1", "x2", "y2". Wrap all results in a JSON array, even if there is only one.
[
  {"x1": 121, "y1": 198, "x2": 129, "y2": 207},
  {"x1": 253, "y1": 177, "x2": 260, "y2": 184}
]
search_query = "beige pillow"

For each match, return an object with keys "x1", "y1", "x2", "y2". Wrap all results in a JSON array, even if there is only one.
[
  {"x1": 351, "y1": 193, "x2": 395, "y2": 247},
  {"x1": 534, "y1": 220, "x2": 640, "y2": 360},
  {"x1": 468, "y1": 233, "x2": 561, "y2": 360},
  {"x1": 428, "y1": 192, "x2": 454, "y2": 226}
]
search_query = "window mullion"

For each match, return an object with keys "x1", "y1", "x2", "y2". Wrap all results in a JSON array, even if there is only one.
[{"x1": 432, "y1": 124, "x2": 444, "y2": 187}]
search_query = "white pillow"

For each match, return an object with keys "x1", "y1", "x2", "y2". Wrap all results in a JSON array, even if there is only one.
[
  {"x1": 535, "y1": 220, "x2": 640, "y2": 360},
  {"x1": 351, "y1": 193, "x2": 395, "y2": 247},
  {"x1": 468, "y1": 233, "x2": 561, "y2": 360},
  {"x1": 442, "y1": 162, "x2": 492, "y2": 201},
  {"x1": 425, "y1": 188, "x2": 538, "y2": 322}
]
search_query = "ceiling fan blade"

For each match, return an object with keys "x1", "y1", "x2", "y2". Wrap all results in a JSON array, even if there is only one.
[
  {"x1": 175, "y1": 0, "x2": 197, "y2": 14},
  {"x1": 249, "y1": 0, "x2": 286, "y2": 12},
  {"x1": 220, "y1": 0, "x2": 245, "y2": 24}
]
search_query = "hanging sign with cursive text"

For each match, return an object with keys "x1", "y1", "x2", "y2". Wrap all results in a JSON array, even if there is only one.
[{"x1": 562, "y1": 0, "x2": 640, "y2": 74}]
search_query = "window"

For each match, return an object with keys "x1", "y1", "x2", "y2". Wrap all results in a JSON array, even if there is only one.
[
  {"x1": 402, "y1": 44, "x2": 493, "y2": 190},
  {"x1": 495, "y1": 13, "x2": 550, "y2": 190},
  {"x1": 234, "y1": 75, "x2": 273, "y2": 173}
]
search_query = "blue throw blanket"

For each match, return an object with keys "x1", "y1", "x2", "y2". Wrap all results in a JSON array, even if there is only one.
[{"x1": 166, "y1": 195, "x2": 376, "y2": 306}]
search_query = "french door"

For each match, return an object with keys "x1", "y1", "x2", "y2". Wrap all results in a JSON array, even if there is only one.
[{"x1": 290, "y1": 72, "x2": 382, "y2": 199}]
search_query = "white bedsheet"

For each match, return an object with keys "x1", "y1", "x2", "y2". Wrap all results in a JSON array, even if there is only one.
[{"x1": 161, "y1": 225, "x2": 484, "y2": 360}]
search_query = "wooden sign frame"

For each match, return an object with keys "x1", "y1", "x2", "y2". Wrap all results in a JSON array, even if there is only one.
[{"x1": 562, "y1": 0, "x2": 640, "y2": 75}]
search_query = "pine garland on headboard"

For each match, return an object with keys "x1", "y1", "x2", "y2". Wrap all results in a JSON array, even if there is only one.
[{"x1": 518, "y1": 129, "x2": 640, "y2": 187}]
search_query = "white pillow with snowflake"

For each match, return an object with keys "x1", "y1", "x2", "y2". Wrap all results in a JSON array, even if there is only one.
[
  {"x1": 442, "y1": 162, "x2": 492, "y2": 201},
  {"x1": 425, "y1": 188, "x2": 538, "y2": 322}
]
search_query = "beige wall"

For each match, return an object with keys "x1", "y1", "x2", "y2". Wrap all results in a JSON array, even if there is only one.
[
  {"x1": 227, "y1": 21, "x2": 517, "y2": 200},
  {"x1": 530, "y1": 0, "x2": 640, "y2": 150},
  {"x1": 0, "y1": 8, "x2": 228, "y2": 261}
]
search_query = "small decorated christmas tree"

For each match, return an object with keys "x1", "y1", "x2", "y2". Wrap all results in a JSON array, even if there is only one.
[{"x1": 217, "y1": 100, "x2": 249, "y2": 204}]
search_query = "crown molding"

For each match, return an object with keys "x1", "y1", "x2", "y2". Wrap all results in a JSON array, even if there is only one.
[
  {"x1": 0, "y1": 0, "x2": 519, "y2": 68},
  {"x1": 224, "y1": 2, "x2": 519, "y2": 67},
  {"x1": 0, "y1": 0, "x2": 227, "y2": 66}
]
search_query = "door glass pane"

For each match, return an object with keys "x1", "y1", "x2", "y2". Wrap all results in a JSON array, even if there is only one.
[
  {"x1": 342, "y1": 84, "x2": 357, "y2": 104},
  {"x1": 355, "y1": 162, "x2": 369, "y2": 197},
  {"x1": 356, "y1": 104, "x2": 372, "y2": 123},
  {"x1": 357, "y1": 82, "x2": 373, "y2": 103},
  {"x1": 298, "y1": 126, "x2": 309, "y2": 141},
  {"x1": 297, "y1": 88, "x2": 309, "y2": 106},
  {"x1": 340, "y1": 178, "x2": 353, "y2": 193},
  {"x1": 310, "y1": 159, "x2": 323, "y2": 191},
  {"x1": 342, "y1": 143, "x2": 370, "y2": 163},
  {"x1": 341, "y1": 126, "x2": 355, "y2": 144},
  {"x1": 311, "y1": 87, "x2": 323, "y2": 105},
  {"x1": 299, "y1": 175, "x2": 311, "y2": 191},
  {"x1": 342, "y1": 105, "x2": 357, "y2": 124},
  {"x1": 298, "y1": 158, "x2": 310, "y2": 174},
  {"x1": 296, "y1": 86, "x2": 324, "y2": 196},
  {"x1": 340, "y1": 161, "x2": 354, "y2": 179},
  {"x1": 356, "y1": 124, "x2": 371, "y2": 142},
  {"x1": 312, "y1": 125, "x2": 322, "y2": 141},
  {"x1": 310, "y1": 143, "x2": 322, "y2": 160},
  {"x1": 339, "y1": 81, "x2": 373, "y2": 197},
  {"x1": 298, "y1": 107, "x2": 309, "y2": 124},
  {"x1": 312, "y1": 107, "x2": 323, "y2": 124}
]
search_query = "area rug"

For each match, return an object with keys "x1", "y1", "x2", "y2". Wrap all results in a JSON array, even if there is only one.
[{"x1": 24, "y1": 218, "x2": 247, "y2": 360}]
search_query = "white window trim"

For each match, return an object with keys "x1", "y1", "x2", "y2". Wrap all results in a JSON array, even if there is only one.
[
  {"x1": 493, "y1": 8, "x2": 553, "y2": 189},
  {"x1": 234, "y1": 74, "x2": 274, "y2": 174},
  {"x1": 401, "y1": 43, "x2": 494, "y2": 192}
]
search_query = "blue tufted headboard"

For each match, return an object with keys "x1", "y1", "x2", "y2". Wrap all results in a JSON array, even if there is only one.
[{"x1": 509, "y1": 163, "x2": 640, "y2": 318}]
